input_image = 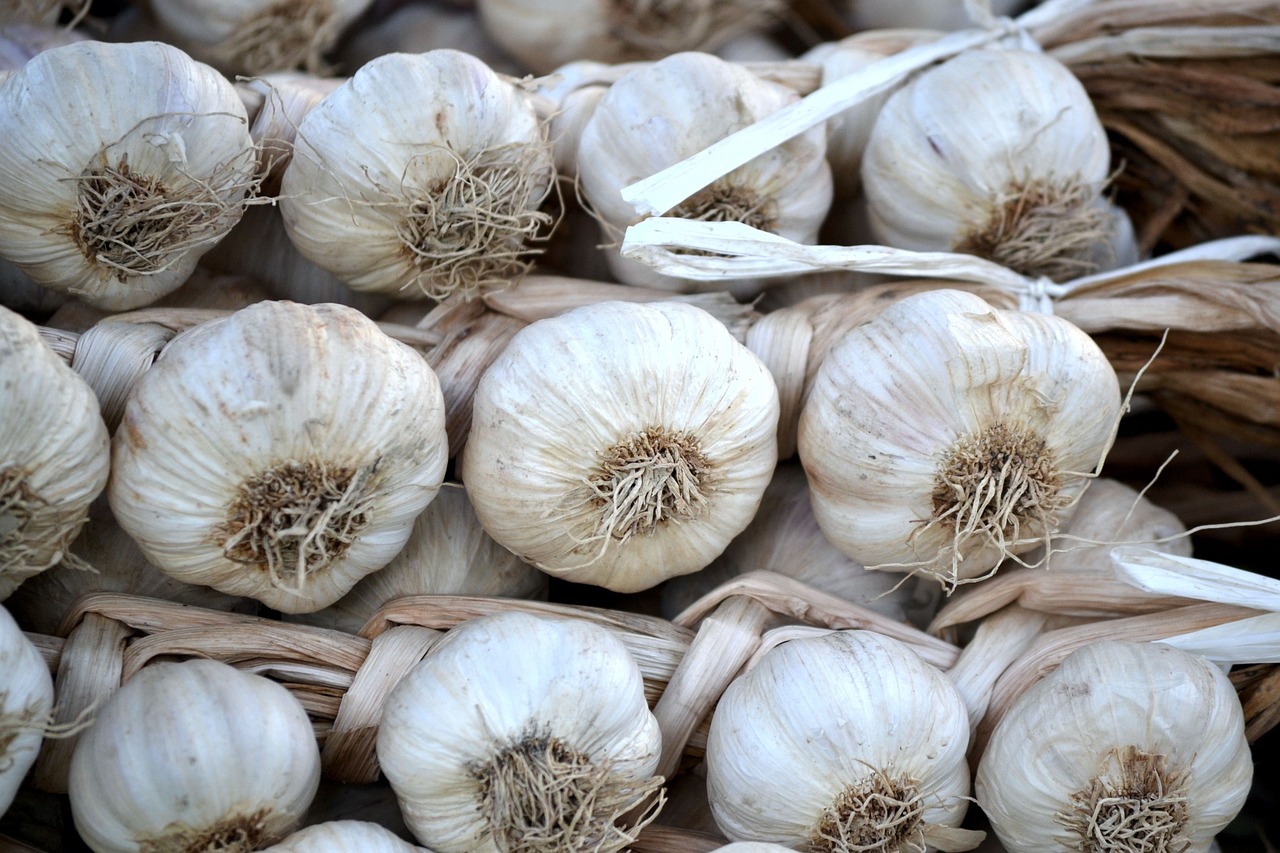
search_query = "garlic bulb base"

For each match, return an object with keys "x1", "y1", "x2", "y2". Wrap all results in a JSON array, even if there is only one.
[
  {"x1": 814, "y1": 771, "x2": 925, "y2": 853},
  {"x1": 139, "y1": 807, "x2": 277, "y2": 853},
  {"x1": 216, "y1": 0, "x2": 341, "y2": 76},
  {"x1": 1055, "y1": 746, "x2": 1191, "y2": 853},
  {"x1": 477, "y1": 728, "x2": 665, "y2": 853},
  {"x1": 950, "y1": 177, "x2": 1115, "y2": 282}
]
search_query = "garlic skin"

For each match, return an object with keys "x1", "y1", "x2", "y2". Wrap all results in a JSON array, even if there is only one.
[
  {"x1": 266, "y1": 821, "x2": 426, "y2": 852},
  {"x1": 378, "y1": 610, "x2": 663, "y2": 853},
  {"x1": 578, "y1": 52, "x2": 832, "y2": 297},
  {"x1": 976, "y1": 641, "x2": 1253, "y2": 853},
  {"x1": 0, "y1": 304, "x2": 109, "y2": 600},
  {"x1": 0, "y1": 603, "x2": 54, "y2": 817},
  {"x1": 108, "y1": 301, "x2": 449, "y2": 614},
  {"x1": 291, "y1": 485, "x2": 547, "y2": 634},
  {"x1": 280, "y1": 50, "x2": 554, "y2": 302},
  {"x1": 798, "y1": 289, "x2": 1122, "y2": 589},
  {"x1": 69, "y1": 659, "x2": 321, "y2": 853},
  {"x1": 0, "y1": 41, "x2": 258, "y2": 310},
  {"x1": 706, "y1": 630, "x2": 974, "y2": 852},
  {"x1": 475, "y1": 0, "x2": 785, "y2": 75},
  {"x1": 461, "y1": 300, "x2": 780, "y2": 593},
  {"x1": 861, "y1": 48, "x2": 1131, "y2": 281},
  {"x1": 149, "y1": 0, "x2": 376, "y2": 76}
]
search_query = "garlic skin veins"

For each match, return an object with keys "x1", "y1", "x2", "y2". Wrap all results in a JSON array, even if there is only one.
[
  {"x1": 0, "y1": 40, "x2": 258, "y2": 310},
  {"x1": 461, "y1": 300, "x2": 780, "y2": 593},
  {"x1": 798, "y1": 288, "x2": 1122, "y2": 589},
  {"x1": 706, "y1": 630, "x2": 975, "y2": 852},
  {"x1": 68, "y1": 658, "x2": 321, "y2": 853},
  {"x1": 861, "y1": 47, "x2": 1132, "y2": 281},
  {"x1": 577, "y1": 51, "x2": 833, "y2": 297},
  {"x1": 976, "y1": 640, "x2": 1253, "y2": 853},
  {"x1": 280, "y1": 49, "x2": 554, "y2": 302},
  {"x1": 0, "y1": 602, "x2": 54, "y2": 817},
  {"x1": 0, "y1": 304, "x2": 110, "y2": 600},
  {"x1": 377, "y1": 610, "x2": 663, "y2": 853},
  {"x1": 108, "y1": 301, "x2": 449, "y2": 614}
]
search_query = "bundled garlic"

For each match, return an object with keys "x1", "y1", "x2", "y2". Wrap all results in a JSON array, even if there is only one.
[
  {"x1": 0, "y1": 603, "x2": 54, "y2": 818},
  {"x1": 976, "y1": 640, "x2": 1253, "y2": 853},
  {"x1": 578, "y1": 51, "x2": 832, "y2": 297},
  {"x1": 0, "y1": 41, "x2": 259, "y2": 310},
  {"x1": 148, "y1": 0, "x2": 375, "y2": 76},
  {"x1": 108, "y1": 301, "x2": 449, "y2": 614},
  {"x1": 378, "y1": 610, "x2": 664, "y2": 853},
  {"x1": 292, "y1": 485, "x2": 547, "y2": 634},
  {"x1": 0, "y1": 305, "x2": 109, "y2": 600},
  {"x1": 266, "y1": 821, "x2": 427, "y2": 852},
  {"x1": 280, "y1": 50, "x2": 555, "y2": 302},
  {"x1": 475, "y1": 0, "x2": 784, "y2": 74},
  {"x1": 69, "y1": 659, "x2": 321, "y2": 853},
  {"x1": 862, "y1": 47, "x2": 1137, "y2": 281},
  {"x1": 461, "y1": 300, "x2": 779, "y2": 592},
  {"x1": 706, "y1": 630, "x2": 980, "y2": 853},
  {"x1": 798, "y1": 289, "x2": 1121, "y2": 589}
]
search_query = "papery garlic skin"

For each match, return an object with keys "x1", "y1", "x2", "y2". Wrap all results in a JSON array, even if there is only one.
[
  {"x1": 378, "y1": 611, "x2": 663, "y2": 853},
  {"x1": 108, "y1": 301, "x2": 449, "y2": 614},
  {"x1": 799, "y1": 289, "x2": 1121, "y2": 588},
  {"x1": 577, "y1": 52, "x2": 833, "y2": 297},
  {"x1": 150, "y1": 0, "x2": 375, "y2": 76},
  {"x1": 0, "y1": 305, "x2": 109, "y2": 600},
  {"x1": 281, "y1": 50, "x2": 554, "y2": 302},
  {"x1": 0, "y1": 603, "x2": 54, "y2": 816},
  {"x1": 976, "y1": 641, "x2": 1253, "y2": 853},
  {"x1": 475, "y1": 0, "x2": 784, "y2": 75},
  {"x1": 266, "y1": 820, "x2": 427, "y2": 852},
  {"x1": 707, "y1": 630, "x2": 973, "y2": 851},
  {"x1": 461, "y1": 300, "x2": 780, "y2": 593},
  {"x1": 862, "y1": 48, "x2": 1129, "y2": 281},
  {"x1": 0, "y1": 41, "x2": 258, "y2": 310},
  {"x1": 69, "y1": 659, "x2": 321, "y2": 853}
]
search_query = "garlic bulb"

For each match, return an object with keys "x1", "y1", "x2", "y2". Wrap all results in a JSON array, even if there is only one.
[
  {"x1": 662, "y1": 464, "x2": 935, "y2": 625},
  {"x1": 148, "y1": 0, "x2": 376, "y2": 76},
  {"x1": 0, "y1": 305, "x2": 109, "y2": 600},
  {"x1": 976, "y1": 640, "x2": 1253, "y2": 853},
  {"x1": 266, "y1": 821, "x2": 426, "y2": 852},
  {"x1": 291, "y1": 484, "x2": 547, "y2": 634},
  {"x1": 0, "y1": 603, "x2": 54, "y2": 817},
  {"x1": 578, "y1": 51, "x2": 833, "y2": 297},
  {"x1": 475, "y1": 0, "x2": 785, "y2": 74},
  {"x1": 69, "y1": 658, "x2": 321, "y2": 853},
  {"x1": 378, "y1": 610, "x2": 664, "y2": 853},
  {"x1": 706, "y1": 630, "x2": 979, "y2": 852},
  {"x1": 241, "y1": 72, "x2": 344, "y2": 194},
  {"x1": 862, "y1": 47, "x2": 1135, "y2": 281},
  {"x1": 798, "y1": 289, "x2": 1122, "y2": 589},
  {"x1": 280, "y1": 50, "x2": 555, "y2": 302},
  {"x1": 461, "y1": 300, "x2": 779, "y2": 593},
  {"x1": 108, "y1": 301, "x2": 449, "y2": 614},
  {"x1": 0, "y1": 41, "x2": 259, "y2": 310}
]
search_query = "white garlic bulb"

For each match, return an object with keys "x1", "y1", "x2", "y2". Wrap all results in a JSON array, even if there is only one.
[
  {"x1": 280, "y1": 50, "x2": 555, "y2": 302},
  {"x1": 266, "y1": 821, "x2": 427, "y2": 852},
  {"x1": 475, "y1": 0, "x2": 785, "y2": 74},
  {"x1": 976, "y1": 640, "x2": 1253, "y2": 853},
  {"x1": 862, "y1": 47, "x2": 1135, "y2": 281},
  {"x1": 0, "y1": 602, "x2": 54, "y2": 817},
  {"x1": 149, "y1": 0, "x2": 376, "y2": 76},
  {"x1": 108, "y1": 301, "x2": 449, "y2": 614},
  {"x1": 798, "y1": 289, "x2": 1122, "y2": 589},
  {"x1": 578, "y1": 51, "x2": 833, "y2": 298},
  {"x1": 0, "y1": 304, "x2": 109, "y2": 600},
  {"x1": 706, "y1": 630, "x2": 978, "y2": 852},
  {"x1": 0, "y1": 41, "x2": 259, "y2": 310},
  {"x1": 461, "y1": 300, "x2": 780, "y2": 593},
  {"x1": 69, "y1": 658, "x2": 321, "y2": 853},
  {"x1": 291, "y1": 484, "x2": 547, "y2": 634},
  {"x1": 378, "y1": 610, "x2": 663, "y2": 853}
]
